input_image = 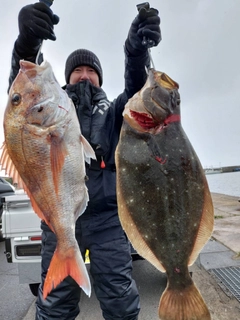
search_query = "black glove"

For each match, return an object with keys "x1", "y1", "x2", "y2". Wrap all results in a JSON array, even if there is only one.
[
  {"x1": 125, "y1": 7, "x2": 161, "y2": 56},
  {"x1": 15, "y1": 2, "x2": 59, "y2": 56}
]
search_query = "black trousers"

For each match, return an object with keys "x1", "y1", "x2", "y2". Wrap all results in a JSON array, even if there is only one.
[{"x1": 35, "y1": 221, "x2": 140, "y2": 320}]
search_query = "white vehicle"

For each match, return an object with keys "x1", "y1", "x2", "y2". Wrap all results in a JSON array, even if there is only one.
[
  {"x1": 1, "y1": 190, "x2": 42, "y2": 296},
  {"x1": 0, "y1": 177, "x2": 16, "y2": 239}
]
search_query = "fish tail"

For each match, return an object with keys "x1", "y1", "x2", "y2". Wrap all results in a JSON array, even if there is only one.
[
  {"x1": 43, "y1": 244, "x2": 91, "y2": 299},
  {"x1": 159, "y1": 282, "x2": 211, "y2": 320}
]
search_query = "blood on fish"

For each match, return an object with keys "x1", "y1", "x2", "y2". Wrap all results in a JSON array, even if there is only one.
[
  {"x1": 58, "y1": 105, "x2": 68, "y2": 112},
  {"x1": 130, "y1": 110, "x2": 156, "y2": 129},
  {"x1": 174, "y1": 267, "x2": 181, "y2": 273},
  {"x1": 155, "y1": 156, "x2": 166, "y2": 164},
  {"x1": 130, "y1": 110, "x2": 181, "y2": 131},
  {"x1": 164, "y1": 114, "x2": 181, "y2": 125}
]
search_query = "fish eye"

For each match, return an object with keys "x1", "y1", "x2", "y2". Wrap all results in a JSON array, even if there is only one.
[{"x1": 11, "y1": 93, "x2": 21, "y2": 106}]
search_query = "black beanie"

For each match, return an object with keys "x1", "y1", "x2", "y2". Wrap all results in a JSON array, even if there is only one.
[{"x1": 64, "y1": 49, "x2": 103, "y2": 86}]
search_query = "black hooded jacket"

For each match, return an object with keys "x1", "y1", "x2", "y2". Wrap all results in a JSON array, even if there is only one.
[{"x1": 8, "y1": 46, "x2": 150, "y2": 233}]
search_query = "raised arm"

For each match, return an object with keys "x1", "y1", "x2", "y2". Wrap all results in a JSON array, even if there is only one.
[
  {"x1": 113, "y1": 5, "x2": 161, "y2": 122},
  {"x1": 124, "y1": 5, "x2": 161, "y2": 98},
  {"x1": 8, "y1": 2, "x2": 59, "y2": 92}
]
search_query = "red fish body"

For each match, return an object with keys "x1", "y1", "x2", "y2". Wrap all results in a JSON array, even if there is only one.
[{"x1": 1, "y1": 60, "x2": 96, "y2": 299}]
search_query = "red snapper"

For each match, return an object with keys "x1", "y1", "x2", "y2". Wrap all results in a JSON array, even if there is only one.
[{"x1": 1, "y1": 60, "x2": 96, "y2": 299}]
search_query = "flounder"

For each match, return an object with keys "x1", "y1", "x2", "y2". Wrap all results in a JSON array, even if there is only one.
[{"x1": 115, "y1": 69, "x2": 214, "y2": 320}]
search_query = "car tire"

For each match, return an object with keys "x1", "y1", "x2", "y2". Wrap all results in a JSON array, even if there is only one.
[{"x1": 29, "y1": 283, "x2": 40, "y2": 297}]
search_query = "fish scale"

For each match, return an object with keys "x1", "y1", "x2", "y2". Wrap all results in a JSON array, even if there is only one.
[{"x1": 0, "y1": 59, "x2": 96, "y2": 299}]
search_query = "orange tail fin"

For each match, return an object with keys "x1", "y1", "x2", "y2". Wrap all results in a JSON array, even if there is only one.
[
  {"x1": 159, "y1": 282, "x2": 211, "y2": 320},
  {"x1": 43, "y1": 245, "x2": 91, "y2": 299}
]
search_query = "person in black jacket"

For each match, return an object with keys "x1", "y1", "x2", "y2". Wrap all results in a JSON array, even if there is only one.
[{"x1": 8, "y1": 3, "x2": 161, "y2": 320}]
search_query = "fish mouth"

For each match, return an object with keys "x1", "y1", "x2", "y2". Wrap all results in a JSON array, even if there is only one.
[
  {"x1": 123, "y1": 69, "x2": 180, "y2": 133},
  {"x1": 151, "y1": 69, "x2": 179, "y2": 91},
  {"x1": 143, "y1": 69, "x2": 180, "y2": 118},
  {"x1": 20, "y1": 60, "x2": 37, "y2": 72},
  {"x1": 18, "y1": 59, "x2": 70, "y2": 125},
  {"x1": 19, "y1": 60, "x2": 55, "y2": 86},
  {"x1": 20, "y1": 60, "x2": 50, "y2": 74},
  {"x1": 19, "y1": 60, "x2": 42, "y2": 81}
]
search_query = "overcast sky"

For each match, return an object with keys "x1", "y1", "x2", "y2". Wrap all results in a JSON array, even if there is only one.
[{"x1": 0, "y1": 0, "x2": 240, "y2": 168}]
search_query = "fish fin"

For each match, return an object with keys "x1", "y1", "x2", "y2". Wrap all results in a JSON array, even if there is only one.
[
  {"x1": 188, "y1": 179, "x2": 214, "y2": 266},
  {"x1": 116, "y1": 185, "x2": 165, "y2": 272},
  {"x1": 24, "y1": 186, "x2": 54, "y2": 231},
  {"x1": 50, "y1": 136, "x2": 68, "y2": 195},
  {"x1": 159, "y1": 281, "x2": 211, "y2": 320},
  {"x1": 0, "y1": 143, "x2": 53, "y2": 230},
  {"x1": 0, "y1": 142, "x2": 24, "y2": 189},
  {"x1": 80, "y1": 135, "x2": 96, "y2": 164},
  {"x1": 75, "y1": 187, "x2": 89, "y2": 221},
  {"x1": 43, "y1": 243, "x2": 91, "y2": 299}
]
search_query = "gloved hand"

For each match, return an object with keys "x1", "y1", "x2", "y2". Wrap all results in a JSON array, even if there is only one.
[
  {"x1": 16, "y1": 2, "x2": 59, "y2": 56},
  {"x1": 125, "y1": 7, "x2": 161, "y2": 56}
]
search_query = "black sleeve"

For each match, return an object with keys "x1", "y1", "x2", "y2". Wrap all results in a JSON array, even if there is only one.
[
  {"x1": 113, "y1": 46, "x2": 150, "y2": 128},
  {"x1": 124, "y1": 47, "x2": 150, "y2": 99}
]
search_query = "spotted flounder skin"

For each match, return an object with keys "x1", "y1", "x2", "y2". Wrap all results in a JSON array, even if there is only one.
[{"x1": 115, "y1": 70, "x2": 213, "y2": 320}]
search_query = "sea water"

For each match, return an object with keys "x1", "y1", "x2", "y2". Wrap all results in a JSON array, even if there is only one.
[{"x1": 206, "y1": 171, "x2": 240, "y2": 197}]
